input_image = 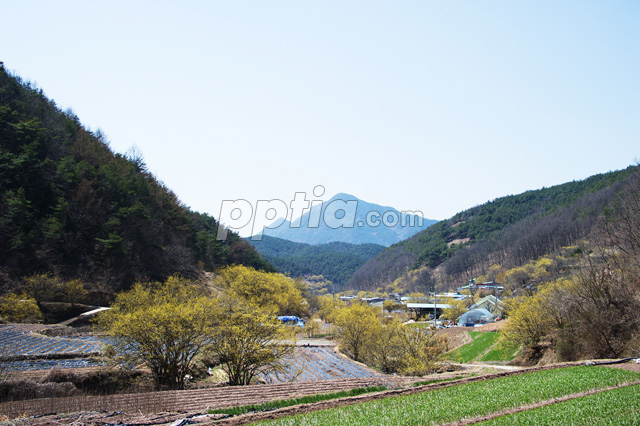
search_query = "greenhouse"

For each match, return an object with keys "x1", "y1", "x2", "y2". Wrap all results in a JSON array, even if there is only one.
[{"x1": 458, "y1": 308, "x2": 494, "y2": 327}]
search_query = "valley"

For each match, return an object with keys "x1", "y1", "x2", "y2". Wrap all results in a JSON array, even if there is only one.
[{"x1": 2, "y1": 12, "x2": 640, "y2": 422}]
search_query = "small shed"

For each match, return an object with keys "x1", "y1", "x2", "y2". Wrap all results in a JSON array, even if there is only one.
[
  {"x1": 406, "y1": 303, "x2": 452, "y2": 320},
  {"x1": 361, "y1": 297, "x2": 385, "y2": 305}
]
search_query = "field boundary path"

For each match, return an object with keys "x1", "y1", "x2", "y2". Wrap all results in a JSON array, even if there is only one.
[{"x1": 449, "y1": 362, "x2": 522, "y2": 371}]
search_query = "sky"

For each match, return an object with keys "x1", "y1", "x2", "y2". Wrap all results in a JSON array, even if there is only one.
[{"x1": 1, "y1": 1, "x2": 639, "y2": 236}]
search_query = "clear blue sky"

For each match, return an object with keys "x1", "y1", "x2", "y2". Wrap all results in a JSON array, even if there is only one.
[{"x1": 2, "y1": 1, "x2": 638, "y2": 235}]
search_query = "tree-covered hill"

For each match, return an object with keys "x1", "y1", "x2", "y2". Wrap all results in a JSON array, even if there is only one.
[
  {"x1": 348, "y1": 166, "x2": 636, "y2": 291},
  {"x1": 248, "y1": 235, "x2": 384, "y2": 288},
  {"x1": 0, "y1": 65, "x2": 272, "y2": 294}
]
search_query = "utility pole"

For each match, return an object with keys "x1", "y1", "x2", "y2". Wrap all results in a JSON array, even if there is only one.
[
  {"x1": 332, "y1": 282, "x2": 335, "y2": 309},
  {"x1": 433, "y1": 283, "x2": 437, "y2": 327}
]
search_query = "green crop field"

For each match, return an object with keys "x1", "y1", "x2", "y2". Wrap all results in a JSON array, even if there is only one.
[
  {"x1": 256, "y1": 366, "x2": 640, "y2": 426},
  {"x1": 444, "y1": 331, "x2": 501, "y2": 362},
  {"x1": 479, "y1": 383, "x2": 640, "y2": 425}
]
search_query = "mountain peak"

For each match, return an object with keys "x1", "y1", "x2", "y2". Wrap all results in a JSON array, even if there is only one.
[
  {"x1": 329, "y1": 192, "x2": 359, "y2": 201},
  {"x1": 254, "y1": 193, "x2": 436, "y2": 246}
]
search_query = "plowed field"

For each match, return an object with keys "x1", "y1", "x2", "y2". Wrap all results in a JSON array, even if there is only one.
[
  {"x1": 0, "y1": 325, "x2": 103, "y2": 360},
  {"x1": 262, "y1": 346, "x2": 381, "y2": 383},
  {"x1": 0, "y1": 377, "x2": 383, "y2": 418}
]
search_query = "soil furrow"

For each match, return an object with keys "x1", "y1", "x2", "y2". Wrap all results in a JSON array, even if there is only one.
[{"x1": 0, "y1": 378, "x2": 381, "y2": 418}]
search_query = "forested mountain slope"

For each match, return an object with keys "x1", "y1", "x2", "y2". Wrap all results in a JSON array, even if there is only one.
[
  {"x1": 349, "y1": 166, "x2": 636, "y2": 291},
  {"x1": 0, "y1": 65, "x2": 271, "y2": 294},
  {"x1": 248, "y1": 235, "x2": 384, "y2": 288}
]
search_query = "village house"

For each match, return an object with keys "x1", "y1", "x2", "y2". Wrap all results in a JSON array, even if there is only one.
[{"x1": 469, "y1": 295, "x2": 505, "y2": 318}]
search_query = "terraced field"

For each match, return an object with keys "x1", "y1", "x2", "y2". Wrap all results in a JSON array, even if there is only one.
[
  {"x1": 0, "y1": 358, "x2": 106, "y2": 371},
  {"x1": 0, "y1": 377, "x2": 382, "y2": 418},
  {"x1": 251, "y1": 365, "x2": 640, "y2": 426},
  {"x1": 5, "y1": 364, "x2": 640, "y2": 425},
  {"x1": 0, "y1": 325, "x2": 104, "y2": 360},
  {"x1": 0, "y1": 325, "x2": 379, "y2": 385},
  {"x1": 262, "y1": 347, "x2": 380, "y2": 383},
  {"x1": 480, "y1": 383, "x2": 640, "y2": 425}
]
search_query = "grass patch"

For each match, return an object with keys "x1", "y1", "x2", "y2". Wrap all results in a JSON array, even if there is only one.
[
  {"x1": 445, "y1": 331, "x2": 500, "y2": 363},
  {"x1": 208, "y1": 386, "x2": 386, "y2": 417},
  {"x1": 479, "y1": 384, "x2": 640, "y2": 425},
  {"x1": 256, "y1": 367, "x2": 640, "y2": 425},
  {"x1": 468, "y1": 331, "x2": 483, "y2": 339},
  {"x1": 480, "y1": 338, "x2": 520, "y2": 362}
]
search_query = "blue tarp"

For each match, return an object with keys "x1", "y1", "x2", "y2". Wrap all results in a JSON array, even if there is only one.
[{"x1": 277, "y1": 316, "x2": 305, "y2": 327}]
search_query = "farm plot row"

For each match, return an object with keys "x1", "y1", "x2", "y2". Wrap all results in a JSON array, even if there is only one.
[
  {"x1": 0, "y1": 325, "x2": 104, "y2": 359},
  {"x1": 261, "y1": 347, "x2": 381, "y2": 383},
  {"x1": 1, "y1": 358, "x2": 107, "y2": 371},
  {"x1": 480, "y1": 383, "x2": 640, "y2": 425},
  {"x1": 0, "y1": 377, "x2": 381, "y2": 418},
  {"x1": 255, "y1": 366, "x2": 640, "y2": 426}
]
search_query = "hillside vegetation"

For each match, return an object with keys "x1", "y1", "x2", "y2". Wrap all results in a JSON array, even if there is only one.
[
  {"x1": 349, "y1": 167, "x2": 635, "y2": 291},
  {"x1": 0, "y1": 65, "x2": 271, "y2": 296},
  {"x1": 347, "y1": 166, "x2": 640, "y2": 363},
  {"x1": 248, "y1": 235, "x2": 384, "y2": 288}
]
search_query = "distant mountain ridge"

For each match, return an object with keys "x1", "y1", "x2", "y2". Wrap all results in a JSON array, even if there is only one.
[{"x1": 254, "y1": 193, "x2": 436, "y2": 247}]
